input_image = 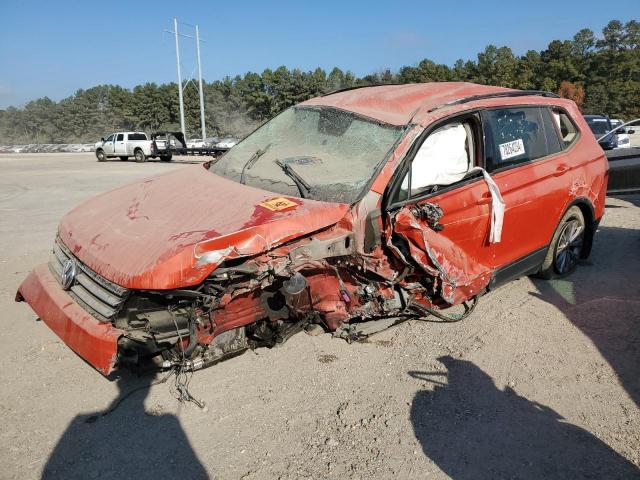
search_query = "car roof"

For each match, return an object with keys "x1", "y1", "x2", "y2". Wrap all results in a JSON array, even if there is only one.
[{"x1": 302, "y1": 82, "x2": 525, "y2": 126}]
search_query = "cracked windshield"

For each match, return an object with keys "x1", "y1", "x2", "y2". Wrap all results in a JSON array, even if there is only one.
[{"x1": 211, "y1": 106, "x2": 404, "y2": 203}]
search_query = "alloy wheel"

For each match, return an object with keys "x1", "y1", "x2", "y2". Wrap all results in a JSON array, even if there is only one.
[{"x1": 555, "y1": 219, "x2": 584, "y2": 274}]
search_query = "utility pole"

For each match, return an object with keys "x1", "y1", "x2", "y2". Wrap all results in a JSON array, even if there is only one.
[
  {"x1": 195, "y1": 24, "x2": 206, "y2": 140},
  {"x1": 173, "y1": 17, "x2": 186, "y2": 139}
]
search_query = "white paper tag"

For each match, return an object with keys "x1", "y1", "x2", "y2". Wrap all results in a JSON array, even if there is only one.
[{"x1": 499, "y1": 139, "x2": 525, "y2": 160}]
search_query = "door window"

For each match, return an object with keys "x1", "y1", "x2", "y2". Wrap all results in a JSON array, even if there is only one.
[
  {"x1": 550, "y1": 109, "x2": 579, "y2": 149},
  {"x1": 105, "y1": 134, "x2": 115, "y2": 142},
  {"x1": 482, "y1": 107, "x2": 560, "y2": 172},
  {"x1": 128, "y1": 133, "x2": 147, "y2": 140},
  {"x1": 397, "y1": 120, "x2": 476, "y2": 201},
  {"x1": 116, "y1": 133, "x2": 124, "y2": 141}
]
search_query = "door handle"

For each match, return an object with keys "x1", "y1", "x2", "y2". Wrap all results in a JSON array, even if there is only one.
[
  {"x1": 476, "y1": 192, "x2": 491, "y2": 205},
  {"x1": 553, "y1": 164, "x2": 569, "y2": 176}
]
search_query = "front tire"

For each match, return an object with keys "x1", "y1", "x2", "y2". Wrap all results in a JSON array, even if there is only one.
[
  {"x1": 537, "y1": 206, "x2": 585, "y2": 279},
  {"x1": 134, "y1": 149, "x2": 146, "y2": 163},
  {"x1": 160, "y1": 154, "x2": 172, "y2": 162},
  {"x1": 96, "y1": 149, "x2": 106, "y2": 162}
]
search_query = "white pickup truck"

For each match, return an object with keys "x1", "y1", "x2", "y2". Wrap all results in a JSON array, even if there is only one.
[{"x1": 94, "y1": 132, "x2": 170, "y2": 162}]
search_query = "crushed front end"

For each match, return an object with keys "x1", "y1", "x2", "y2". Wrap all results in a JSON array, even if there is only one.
[{"x1": 16, "y1": 213, "x2": 442, "y2": 375}]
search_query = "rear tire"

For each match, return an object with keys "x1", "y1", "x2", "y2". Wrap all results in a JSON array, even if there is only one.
[
  {"x1": 96, "y1": 149, "x2": 106, "y2": 162},
  {"x1": 537, "y1": 206, "x2": 585, "y2": 279},
  {"x1": 134, "y1": 149, "x2": 146, "y2": 163},
  {"x1": 160, "y1": 154, "x2": 172, "y2": 162},
  {"x1": 119, "y1": 156, "x2": 128, "y2": 161}
]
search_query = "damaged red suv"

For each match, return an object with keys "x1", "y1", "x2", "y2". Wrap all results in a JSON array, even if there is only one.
[{"x1": 16, "y1": 83, "x2": 607, "y2": 375}]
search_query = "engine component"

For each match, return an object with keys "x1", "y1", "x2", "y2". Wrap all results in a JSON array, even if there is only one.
[{"x1": 283, "y1": 272, "x2": 307, "y2": 294}]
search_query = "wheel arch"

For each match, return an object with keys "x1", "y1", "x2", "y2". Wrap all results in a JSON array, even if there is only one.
[{"x1": 563, "y1": 197, "x2": 596, "y2": 259}]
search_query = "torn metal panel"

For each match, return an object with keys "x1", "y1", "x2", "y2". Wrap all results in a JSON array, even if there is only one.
[{"x1": 389, "y1": 208, "x2": 492, "y2": 305}]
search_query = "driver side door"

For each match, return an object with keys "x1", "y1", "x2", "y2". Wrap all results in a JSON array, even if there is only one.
[
  {"x1": 385, "y1": 114, "x2": 495, "y2": 305},
  {"x1": 103, "y1": 134, "x2": 116, "y2": 155}
]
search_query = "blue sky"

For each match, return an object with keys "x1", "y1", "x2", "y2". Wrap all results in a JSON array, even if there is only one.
[{"x1": 0, "y1": 0, "x2": 637, "y2": 108}]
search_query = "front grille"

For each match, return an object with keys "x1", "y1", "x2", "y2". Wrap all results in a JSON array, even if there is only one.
[{"x1": 50, "y1": 238, "x2": 130, "y2": 321}]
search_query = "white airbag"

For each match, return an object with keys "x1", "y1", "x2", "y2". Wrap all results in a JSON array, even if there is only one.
[{"x1": 410, "y1": 123, "x2": 470, "y2": 189}]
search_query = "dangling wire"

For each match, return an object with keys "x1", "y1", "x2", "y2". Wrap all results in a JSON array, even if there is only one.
[
  {"x1": 409, "y1": 296, "x2": 478, "y2": 323},
  {"x1": 169, "y1": 307, "x2": 206, "y2": 409}
]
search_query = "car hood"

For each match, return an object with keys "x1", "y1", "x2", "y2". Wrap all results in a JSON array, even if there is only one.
[{"x1": 58, "y1": 165, "x2": 349, "y2": 290}]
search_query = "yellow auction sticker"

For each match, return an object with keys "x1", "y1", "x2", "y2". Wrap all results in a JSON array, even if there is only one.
[{"x1": 259, "y1": 197, "x2": 299, "y2": 211}]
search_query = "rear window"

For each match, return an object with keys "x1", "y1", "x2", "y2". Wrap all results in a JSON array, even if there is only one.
[
  {"x1": 128, "y1": 133, "x2": 147, "y2": 141},
  {"x1": 482, "y1": 107, "x2": 561, "y2": 172},
  {"x1": 551, "y1": 109, "x2": 579, "y2": 149}
]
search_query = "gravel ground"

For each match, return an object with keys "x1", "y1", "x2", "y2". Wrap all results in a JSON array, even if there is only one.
[{"x1": 0, "y1": 153, "x2": 638, "y2": 480}]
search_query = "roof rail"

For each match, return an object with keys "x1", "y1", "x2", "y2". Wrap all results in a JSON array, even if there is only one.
[
  {"x1": 427, "y1": 90, "x2": 560, "y2": 113},
  {"x1": 321, "y1": 83, "x2": 403, "y2": 97}
]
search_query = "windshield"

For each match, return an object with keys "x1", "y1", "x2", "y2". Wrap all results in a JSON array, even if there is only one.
[
  {"x1": 585, "y1": 118, "x2": 612, "y2": 135},
  {"x1": 210, "y1": 106, "x2": 404, "y2": 203}
]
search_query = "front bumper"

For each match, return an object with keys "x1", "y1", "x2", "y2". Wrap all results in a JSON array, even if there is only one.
[{"x1": 16, "y1": 264, "x2": 125, "y2": 375}]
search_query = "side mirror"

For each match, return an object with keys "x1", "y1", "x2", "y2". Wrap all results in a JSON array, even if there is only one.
[
  {"x1": 101, "y1": 137, "x2": 105, "y2": 142},
  {"x1": 628, "y1": 129, "x2": 635, "y2": 134}
]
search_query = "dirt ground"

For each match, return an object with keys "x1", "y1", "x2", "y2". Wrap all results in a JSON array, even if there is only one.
[{"x1": 0, "y1": 153, "x2": 638, "y2": 480}]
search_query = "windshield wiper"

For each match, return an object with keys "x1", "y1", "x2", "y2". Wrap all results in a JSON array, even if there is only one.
[
  {"x1": 240, "y1": 143, "x2": 271, "y2": 184},
  {"x1": 274, "y1": 159, "x2": 312, "y2": 198}
]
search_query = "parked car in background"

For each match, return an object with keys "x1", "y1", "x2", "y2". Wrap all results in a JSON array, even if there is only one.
[
  {"x1": 94, "y1": 132, "x2": 169, "y2": 162},
  {"x1": 610, "y1": 119, "x2": 633, "y2": 149},
  {"x1": 583, "y1": 115, "x2": 617, "y2": 150},
  {"x1": 204, "y1": 136, "x2": 220, "y2": 147},
  {"x1": 216, "y1": 137, "x2": 239, "y2": 149},
  {"x1": 17, "y1": 83, "x2": 609, "y2": 376},
  {"x1": 186, "y1": 138, "x2": 207, "y2": 149}
]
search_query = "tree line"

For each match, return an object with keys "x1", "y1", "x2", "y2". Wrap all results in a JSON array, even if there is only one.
[{"x1": 0, "y1": 19, "x2": 637, "y2": 144}]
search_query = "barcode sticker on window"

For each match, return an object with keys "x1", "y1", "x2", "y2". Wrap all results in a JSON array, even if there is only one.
[{"x1": 499, "y1": 139, "x2": 525, "y2": 160}]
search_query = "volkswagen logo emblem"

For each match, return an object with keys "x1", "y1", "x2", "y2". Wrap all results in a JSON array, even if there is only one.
[{"x1": 61, "y1": 259, "x2": 77, "y2": 290}]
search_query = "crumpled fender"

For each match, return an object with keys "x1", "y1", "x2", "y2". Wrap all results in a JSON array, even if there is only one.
[{"x1": 388, "y1": 208, "x2": 492, "y2": 305}]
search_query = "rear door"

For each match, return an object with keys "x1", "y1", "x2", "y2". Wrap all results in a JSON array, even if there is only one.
[
  {"x1": 114, "y1": 133, "x2": 126, "y2": 155},
  {"x1": 480, "y1": 106, "x2": 575, "y2": 274}
]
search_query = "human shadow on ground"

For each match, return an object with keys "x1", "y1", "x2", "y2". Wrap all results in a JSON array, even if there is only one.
[
  {"x1": 42, "y1": 371, "x2": 208, "y2": 480},
  {"x1": 410, "y1": 356, "x2": 639, "y2": 479},
  {"x1": 530, "y1": 224, "x2": 640, "y2": 407}
]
